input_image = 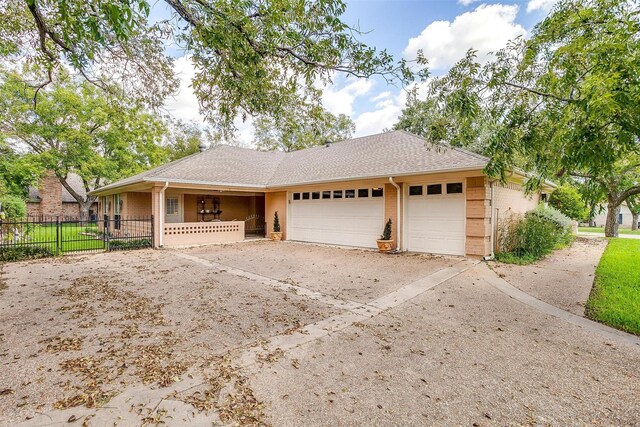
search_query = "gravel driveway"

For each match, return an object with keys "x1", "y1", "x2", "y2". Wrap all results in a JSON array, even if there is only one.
[{"x1": 1, "y1": 240, "x2": 638, "y2": 426}]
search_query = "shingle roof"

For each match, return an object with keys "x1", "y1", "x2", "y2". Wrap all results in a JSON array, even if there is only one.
[
  {"x1": 94, "y1": 130, "x2": 489, "y2": 192},
  {"x1": 270, "y1": 130, "x2": 488, "y2": 186},
  {"x1": 28, "y1": 173, "x2": 93, "y2": 203}
]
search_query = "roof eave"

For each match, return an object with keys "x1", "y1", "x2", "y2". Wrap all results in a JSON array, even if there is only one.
[
  {"x1": 90, "y1": 177, "x2": 268, "y2": 195},
  {"x1": 265, "y1": 165, "x2": 488, "y2": 189}
]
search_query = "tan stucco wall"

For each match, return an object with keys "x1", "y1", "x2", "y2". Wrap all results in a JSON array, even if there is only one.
[
  {"x1": 466, "y1": 176, "x2": 491, "y2": 258},
  {"x1": 384, "y1": 183, "x2": 402, "y2": 247},
  {"x1": 266, "y1": 191, "x2": 287, "y2": 239}
]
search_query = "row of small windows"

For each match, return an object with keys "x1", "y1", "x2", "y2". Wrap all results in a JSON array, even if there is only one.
[
  {"x1": 409, "y1": 182, "x2": 463, "y2": 196},
  {"x1": 293, "y1": 188, "x2": 384, "y2": 201}
]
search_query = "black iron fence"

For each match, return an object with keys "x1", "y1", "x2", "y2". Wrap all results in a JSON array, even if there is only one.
[{"x1": 0, "y1": 216, "x2": 153, "y2": 258}]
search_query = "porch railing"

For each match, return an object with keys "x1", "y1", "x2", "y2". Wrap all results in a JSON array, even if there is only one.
[{"x1": 163, "y1": 221, "x2": 244, "y2": 246}]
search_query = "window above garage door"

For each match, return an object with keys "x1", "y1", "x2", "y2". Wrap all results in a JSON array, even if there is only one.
[
  {"x1": 292, "y1": 187, "x2": 384, "y2": 202},
  {"x1": 408, "y1": 182, "x2": 464, "y2": 197}
]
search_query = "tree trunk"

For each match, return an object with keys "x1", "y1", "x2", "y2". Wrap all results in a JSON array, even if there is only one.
[
  {"x1": 633, "y1": 213, "x2": 639, "y2": 231},
  {"x1": 604, "y1": 204, "x2": 620, "y2": 237},
  {"x1": 79, "y1": 198, "x2": 96, "y2": 222}
]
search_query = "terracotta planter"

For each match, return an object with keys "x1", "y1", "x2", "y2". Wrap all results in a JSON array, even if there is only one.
[
  {"x1": 270, "y1": 232, "x2": 283, "y2": 241},
  {"x1": 376, "y1": 239, "x2": 394, "y2": 253}
]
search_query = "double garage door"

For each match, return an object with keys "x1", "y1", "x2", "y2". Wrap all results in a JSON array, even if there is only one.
[
  {"x1": 288, "y1": 182, "x2": 466, "y2": 255},
  {"x1": 288, "y1": 188, "x2": 384, "y2": 249}
]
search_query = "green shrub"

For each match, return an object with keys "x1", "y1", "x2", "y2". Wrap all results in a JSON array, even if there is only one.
[
  {"x1": 527, "y1": 204, "x2": 573, "y2": 230},
  {"x1": 0, "y1": 195, "x2": 27, "y2": 219},
  {"x1": 496, "y1": 205, "x2": 573, "y2": 263},
  {"x1": 380, "y1": 218, "x2": 392, "y2": 240},
  {"x1": 108, "y1": 238, "x2": 151, "y2": 250},
  {"x1": 548, "y1": 184, "x2": 589, "y2": 221},
  {"x1": 0, "y1": 245, "x2": 54, "y2": 261},
  {"x1": 273, "y1": 211, "x2": 281, "y2": 233}
]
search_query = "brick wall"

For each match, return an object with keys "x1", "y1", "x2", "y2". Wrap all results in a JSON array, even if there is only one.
[
  {"x1": 39, "y1": 171, "x2": 63, "y2": 217},
  {"x1": 493, "y1": 182, "x2": 540, "y2": 253},
  {"x1": 62, "y1": 203, "x2": 81, "y2": 219},
  {"x1": 493, "y1": 182, "x2": 539, "y2": 217},
  {"x1": 26, "y1": 202, "x2": 42, "y2": 218},
  {"x1": 122, "y1": 192, "x2": 152, "y2": 218}
]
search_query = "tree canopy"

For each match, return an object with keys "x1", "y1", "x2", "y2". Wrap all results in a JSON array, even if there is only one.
[
  {"x1": 253, "y1": 105, "x2": 354, "y2": 152},
  {"x1": 163, "y1": 118, "x2": 216, "y2": 161},
  {"x1": 0, "y1": 138, "x2": 43, "y2": 197},
  {"x1": 1, "y1": 0, "x2": 411, "y2": 134},
  {"x1": 0, "y1": 68, "x2": 167, "y2": 217},
  {"x1": 401, "y1": 0, "x2": 640, "y2": 236},
  {"x1": 548, "y1": 184, "x2": 589, "y2": 222}
]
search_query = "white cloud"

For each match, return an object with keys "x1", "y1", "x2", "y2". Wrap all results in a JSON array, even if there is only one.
[
  {"x1": 163, "y1": 56, "x2": 205, "y2": 124},
  {"x1": 527, "y1": 0, "x2": 558, "y2": 13},
  {"x1": 353, "y1": 90, "x2": 406, "y2": 137},
  {"x1": 458, "y1": 0, "x2": 479, "y2": 5},
  {"x1": 403, "y1": 4, "x2": 526, "y2": 71},
  {"x1": 322, "y1": 79, "x2": 374, "y2": 116}
]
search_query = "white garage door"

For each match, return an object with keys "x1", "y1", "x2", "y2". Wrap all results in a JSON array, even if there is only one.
[
  {"x1": 406, "y1": 182, "x2": 465, "y2": 256},
  {"x1": 289, "y1": 189, "x2": 385, "y2": 248}
]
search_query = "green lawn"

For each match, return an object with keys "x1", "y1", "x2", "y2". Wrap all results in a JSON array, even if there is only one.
[
  {"x1": 27, "y1": 223, "x2": 105, "y2": 253},
  {"x1": 579, "y1": 226, "x2": 640, "y2": 235},
  {"x1": 586, "y1": 239, "x2": 640, "y2": 335}
]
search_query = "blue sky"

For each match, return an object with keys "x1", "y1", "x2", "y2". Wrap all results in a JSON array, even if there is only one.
[{"x1": 160, "y1": 0, "x2": 558, "y2": 143}]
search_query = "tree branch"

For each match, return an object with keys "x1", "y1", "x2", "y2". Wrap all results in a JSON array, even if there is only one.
[
  {"x1": 503, "y1": 81, "x2": 577, "y2": 103},
  {"x1": 617, "y1": 185, "x2": 640, "y2": 205}
]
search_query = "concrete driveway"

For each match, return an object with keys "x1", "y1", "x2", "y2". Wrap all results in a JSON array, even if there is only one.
[{"x1": 1, "y1": 241, "x2": 638, "y2": 426}]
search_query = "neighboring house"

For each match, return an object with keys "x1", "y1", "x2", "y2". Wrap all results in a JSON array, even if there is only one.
[
  {"x1": 591, "y1": 203, "x2": 636, "y2": 228},
  {"x1": 91, "y1": 131, "x2": 554, "y2": 258},
  {"x1": 27, "y1": 171, "x2": 98, "y2": 220}
]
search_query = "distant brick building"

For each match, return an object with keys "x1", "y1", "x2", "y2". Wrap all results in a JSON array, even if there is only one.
[{"x1": 26, "y1": 171, "x2": 98, "y2": 219}]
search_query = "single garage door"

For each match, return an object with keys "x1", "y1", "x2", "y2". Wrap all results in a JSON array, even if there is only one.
[
  {"x1": 406, "y1": 182, "x2": 465, "y2": 255},
  {"x1": 289, "y1": 188, "x2": 385, "y2": 248}
]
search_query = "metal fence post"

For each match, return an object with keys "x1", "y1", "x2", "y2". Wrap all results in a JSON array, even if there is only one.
[
  {"x1": 55, "y1": 216, "x2": 60, "y2": 255},
  {"x1": 151, "y1": 215, "x2": 155, "y2": 249},
  {"x1": 105, "y1": 215, "x2": 110, "y2": 252}
]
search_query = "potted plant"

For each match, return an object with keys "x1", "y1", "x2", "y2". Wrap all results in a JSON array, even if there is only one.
[
  {"x1": 376, "y1": 218, "x2": 394, "y2": 253},
  {"x1": 271, "y1": 211, "x2": 283, "y2": 241}
]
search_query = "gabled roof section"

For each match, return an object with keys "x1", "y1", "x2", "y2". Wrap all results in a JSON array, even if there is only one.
[
  {"x1": 94, "y1": 145, "x2": 286, "y2": 192},
  {"x1": 268, "y1": 130, "x2": 488, "y2": 186},
  {"x1": 93, "y1": 130, "x2": 489, "y2": 193}
]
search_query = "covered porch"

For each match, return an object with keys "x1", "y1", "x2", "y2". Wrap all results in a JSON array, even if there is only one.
[
  {"x1": 96, "y1": 182, "x2": 268, "y2": 248},
  {"x1": 162, "y1": 189, "x2": 266, "y2": 247}
]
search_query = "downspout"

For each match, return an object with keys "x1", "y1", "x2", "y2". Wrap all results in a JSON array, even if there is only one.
[
  {"x1": 389, "y1": 177, "x2": 401, "y2": 251},
  {"x1": 159, "y1": 182, "x2": 169, "y2": 247},
  {"x1": 484, "y1": 180, "x2": 496, "y2": 261}
]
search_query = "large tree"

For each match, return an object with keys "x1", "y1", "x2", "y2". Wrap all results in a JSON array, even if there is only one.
[
  {"x1": 627, "y1": 196, "x2": 640, "y2": 231},
  {"x1": 0, "y1": 138, "x2": 43, "y2": 197},
  {"x1": 0, "y1": 69, "x2": 167, "y2": 219},
  {"x1": 393, "y1": 87, "x2": 489, "y2": 156},
  {"x1": 1, "y1": 0, "x2": 411, "y2": 134},
  {"x1": 253, "y1": 105, "x2": 354, "y2": 152},
  {"x1": 411, "y1": 0, "x2": 640, "y2": 237},
  {"x1": 163, "y1": 118, "x2": 216, "y2": 161}
]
